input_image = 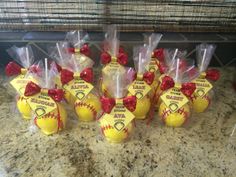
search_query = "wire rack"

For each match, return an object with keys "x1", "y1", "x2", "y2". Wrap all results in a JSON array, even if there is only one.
[{"x1": 0, "y1": 1, "x2": 236, "y2": 32}]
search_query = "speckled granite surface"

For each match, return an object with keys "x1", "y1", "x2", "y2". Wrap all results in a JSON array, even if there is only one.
[{"x1": 0, "y1": 68, "x2": 236, "y2": 177}]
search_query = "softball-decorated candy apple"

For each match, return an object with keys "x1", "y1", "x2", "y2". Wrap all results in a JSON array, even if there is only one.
[
  {"x1": 129, "y1": 93, "x2": 151, "y2": 119},
  {"x1": 191, "y1": 44, "x2": 220, "y2": 113},
  {"x1": 128, "y1": 72, "x2": 154, "y2": 119},
  {"x1": 191, "y1": 93, "x2": 211, "y2": 113},
  {"x1": 24, "y1": 81, "x2": 67, "y2": 135},
  {"x1": 100, "y1": 25, "x2": 129, "y2": 96},
  {"x1": 158, "y1": 69, "x2": 196, "y2": 127},
  {"x1": 99, "y1": 67, "x2": 136, "y2": 143},
  {"x1": 50, "y1": 32, "x2": 93, "y2": 104},
  {"x1": 100, "y1": 49, "x2": 128, "y2": 96},
  {"x1": 17, "y1": 96, "x2": 32, "y2": 119},
  {"x1": 159, "y1": 101, "x2": 190, "y2": 127},
  {"x1": 61, "y1": 68, "x2": 101, "y2": 122},
  {"x1": 191, "y1": 70, "x2": 219, "y2": 113},
  {"x1": 74, "y1": 93, "x2": 101, "y2": 122},
  {"x1": 128, "y1": 45, "x2": 155, "y2": 120},
  {"x1": 144, "y1": 34, "x2": 163, "y2": 98},
  {"x1": 100, "y1": 116, "x2": 134, "y2": 143},
  {"x1": 34, "y1": 103, "x2": 67, "y2": 135},
  {"x1": 5, "y1": 51, "x2": 41, "y2": 120},
  {"x1": 99, "y1": 96, "x2": 136, "y2": 143}
]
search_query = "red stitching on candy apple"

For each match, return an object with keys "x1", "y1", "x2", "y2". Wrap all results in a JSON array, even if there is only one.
[
  {"x1": 161, "y1": 107, "x2": 188, "y2": 123},
  {"x1": 74, "y1": 101, "x2": 97, "y2": 119},
  {"x1": 34, "y1": 105, "x2": 63, "y2": 132},
  {"x1": 100, "y1": 124, "x2": 129, "y2": 137}
]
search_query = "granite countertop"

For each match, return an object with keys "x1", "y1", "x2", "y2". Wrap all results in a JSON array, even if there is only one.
[{"x1": 0, "y1": 68, "x2": 236, "y2": 177}]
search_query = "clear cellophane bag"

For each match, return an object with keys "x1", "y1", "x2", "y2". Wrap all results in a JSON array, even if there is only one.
[
  {"x1": 100, "y1": 67, "x2": 136, "y2": 143},
  {"x1": 4, "y1": 45, "x2": 41, "y2": 121},
  {"x1": 100, "y1": 25, "x2": 128, "y2": 95},
  {"x1": 25, "y1": 59, "x2": 67, "y2": 134},
  {"x1": 192, "y1": 43, "x2": 218, "y2": 112},
  {"x1": 157, "y1": 55, "x2": 198, "y2": 127}
]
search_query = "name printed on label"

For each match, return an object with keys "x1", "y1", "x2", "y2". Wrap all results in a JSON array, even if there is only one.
[
  {"x1": 16, "y1": 79, "x2": 28, "y2": 84},
  {"x1": 114, "y1": 114, "x2": 125, "y2": 118},
  {"x1": 30, "y1": 98, "x2": 55, "y2": 107},
  {"x1": 71, "y1": 84, "x2": 89, "y2": 90},
  {"x1": 195, "y1": 82, "x2": 210, "y2": 87},
  {"x1": 166, "y1": 95, "x2": 183, "y2": 101}
]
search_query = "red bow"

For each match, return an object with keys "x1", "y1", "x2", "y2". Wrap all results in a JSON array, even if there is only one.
[
  {"x1": 143, "y1": 72, "x2": 155, "y2": 85},
  {"x1": 55, "y1": 63, "x2": 62, "y2": 72},
  {"x1": 24, "y1": 81, "x2": 64, "y2": 102},
  {"x1": 49, "y1": 61, "x2": 62, "y2": 73},
  {"x1": 60, "y1": 68, "x2": 93, "y2": 85},
  {"x1": 100, "y1": 51, "x2": 128, "y2": 65},
  {"x1": 68, "y1": 43, "x2": 90, "y2": 57},
  {"x1": 179, "y1": 59, "x2": 188, "y2": 71},
  {"x1": 160, "y1": 76, "x2": 175, "y2": 91},
  {"x1": 205, "y1": 69, "x2": 220, "y2": 81},
  {"x1": 180, "y1": 83, "x2": 196, "y2": 97},
  {"x1": 160, "y1": 76, "x2": 196, "y2": 97},
  {"x1": 119, "y1": 47, "x2": 125, "y2": 53},
  {"x1": 100, "y1": 96, "x2": 137, "y2": 114},
  {"x1": 152, "y1": 48, "x2": 164, "y2": 61},
  {"x1": 5, "y1": 62, "x2": 22, "y2": 76},
  {"x1": 134, "y1": 72, "x2": 155, "y2": 85},
  {"x1": 5, "y1": 62, "x2": 41, "y2": 76},
  {"x1": 158, "y1": 61, "x2": 167, "y2": 74}
]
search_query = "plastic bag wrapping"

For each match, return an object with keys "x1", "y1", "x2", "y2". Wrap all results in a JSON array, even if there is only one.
[
  {"x1": 144, "y1": 33, "x2": 162, "y2": 49},
  {"x1": 49, "y1": 41, "x2": 71, "y2": 67},
  {"x1": 59, "y1": 56, "x2": 101, "y2": 122},
  {"x1": 100, "y1": 25, "x2": 128, "y2": 95},
  {"x1": 196, "y1": 43, "x2": 216, "y2": 73},
  {"x1": 190, "y1": 43, "x2": 219, "y2": 113},
  {"x1": 99, "y1": 67, "x2": 137, "y2": 143},
  {"x1": 133, "y1": 45, "x2": 152, "y2": 75},
  {"x1": 143, "y1": 33, "x2": 163, "y2": 56},
  {"x1": 163, "y1": 49, "x2": 187, "y2": 70},
  {"x1": 65, "y1": 31, "x2": 90, "y2": 57},
  {"x1": 66, "y1": 31, "x2": 89, "y2": 48},
  {"x1": 100, "y1": 25, "x2": 128, "y2": 66},
  {"x1": 129, "y1": 45, "x2": 155, "y2": 120},
  {"x1": 49, "y1": 41, "x2": 94, "y2": 71},
  {"x1": 103, "y1": 67, "x2": 134, "y2": 99},
  {"x1": 103, "y1": 25, "x2": 120, "y2": 56},
  {"x1": 143, "y1": 33, "x2": 162, "y2": 76},
  {"x1": 157, "y1": 58, "x2": 197, "y2": 127},
  {"x1": 155, "y1": 49, "x2": 189, "y2": 102},
  {"x1": 7, "y1": 45, "x2": 35, "y2": 69},
  {"x1": 49, "y1": 41, "x2": 94, "y2": 92},
  {"x1": 4, "y1": 45, "x2": 42, "y2": 121},
  {"x1": 24, "y1": 58, "x2": 67, "y2": 135},
  {"x1": 167, "y1": 58, "x2": 198, "y2": 84}
]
